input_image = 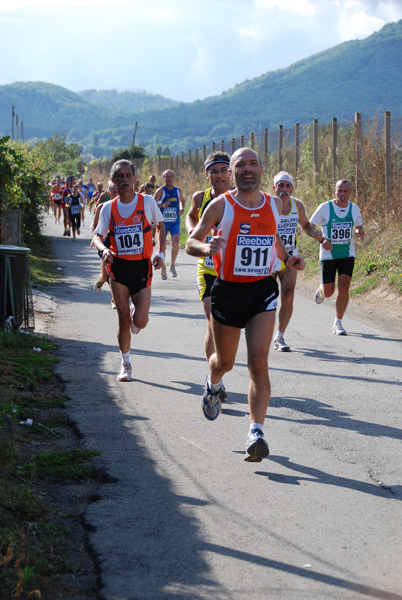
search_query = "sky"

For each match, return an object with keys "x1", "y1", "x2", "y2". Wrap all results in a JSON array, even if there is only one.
[{"x1": 0, "y1": 0, "x2": 402, "y2": 103}]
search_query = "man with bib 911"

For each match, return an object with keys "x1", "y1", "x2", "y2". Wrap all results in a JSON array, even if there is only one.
[
  {"x1": 186, "y1": 148, "x2": 305, "y2": 462},
  {"x1": 310, "y1": 179, "x2": 364, "y2": 336},
  {"x1": 93, "y1": 160, "x2": 165, "y2": 382}
]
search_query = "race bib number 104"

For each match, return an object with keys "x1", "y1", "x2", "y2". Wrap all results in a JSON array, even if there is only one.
[{"x1": 115, "y1": 224, "x2": 144, "y2": 255}]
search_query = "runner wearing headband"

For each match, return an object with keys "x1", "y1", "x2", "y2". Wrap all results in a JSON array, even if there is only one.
[
  {"x1": 186, "y1": 151, "x2": 232, "y2": 402},
  {"x1": 271, "y1": 171, "x2": 322, "y2": 352}
]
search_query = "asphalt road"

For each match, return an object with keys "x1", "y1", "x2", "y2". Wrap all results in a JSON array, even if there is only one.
[{"x1": 42, "y1": 211, "x2": 402, "y2": 600}]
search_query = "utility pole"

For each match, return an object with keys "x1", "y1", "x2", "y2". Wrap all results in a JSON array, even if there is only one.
[
  {"x1": 11, "y1": 105, "x2": 15, "y2": 140},
  {"x1": 132, "y1": 121, "x2": 138, "y2": 146},
  {"x1": 16, "y1": 115, "x2": 19, "y2": 141}
]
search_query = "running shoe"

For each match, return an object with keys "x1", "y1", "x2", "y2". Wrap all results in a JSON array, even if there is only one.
[
  {"x1": 202, "y1": 382, "x2": 221, "y2": 421},
  {"x1": 274, "y1": 337, "x2": 290, "y2": 352},
  {"x1": 77, "y1": 228, "x2": 80, "y2": 235},
  {"x1": 63, "y1": 229, "x2": 68, "y2": 236},
  {"x1": 244, "y1": 429, "x2": 269, "y2": 462},
  {"x1": 170, "y1": 265, "x2": 177, "y2": 277},
  {"x1": 219, "y1": 381, "x2": 227, "y2": 403},
  {"x1": 333, "y1": 321, "x2": 347, "y2": 335},
  {"x1": 67, "y1": 229, "x2": 71, "y2": 237},
  {"x1": 314, "y1": 288, "x2": 324, "y2": 304},
  {"x1": 118, "y1": 363, "x2": 132, "y2": 382},
  {"x1": 161, "y1": 267, "x2": 167, "y2": 280},
  {"x1": 94, "y1": 279, "x2": 104, "y2": 293}
]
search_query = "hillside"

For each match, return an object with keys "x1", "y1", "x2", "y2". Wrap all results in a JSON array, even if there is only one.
[
  {"x1": 1, "y1": 20, "x2": 401, "y2": 156},
  {"x1": 77, "y1": 89, "x2": 179, "y2": 113}
]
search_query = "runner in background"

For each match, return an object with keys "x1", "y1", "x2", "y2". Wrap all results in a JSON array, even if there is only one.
[
  {"x1": 186, "y1": 151, "x2": 232, "y2": 401},
  {"x1": 154, "y1": 170, "x2": 185, "y2": 279}
]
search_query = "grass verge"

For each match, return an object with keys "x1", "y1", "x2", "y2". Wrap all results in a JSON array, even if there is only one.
[{"x1": 0, "y1": 328, "x2": 100, "y2": 599}]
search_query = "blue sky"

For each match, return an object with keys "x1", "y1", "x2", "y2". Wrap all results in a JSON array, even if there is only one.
[{"x1": 1, "y1": 0, "x2": 401, "y2": 102}]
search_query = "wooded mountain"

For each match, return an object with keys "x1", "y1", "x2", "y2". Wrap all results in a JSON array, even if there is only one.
[{"x1": 1, "y1": 20, "x2": 401, "y2": 157}]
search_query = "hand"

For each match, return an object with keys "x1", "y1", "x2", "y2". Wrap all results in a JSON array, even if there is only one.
[
  {"x1": 102, "y1": 248, "x2": 116, "y2": 265},
  {"x1": 322, "y1": 238, "x2": 333, "y2": 250},
  {"x1": 153, "y1": 256, "x2": 164, "y2": 270},
  {"x1": 286, "y1": 255, "x2": 305, "y2": 271},
  {"x1": 208, "y1": 229, "x2": 226, "y2": 256}
]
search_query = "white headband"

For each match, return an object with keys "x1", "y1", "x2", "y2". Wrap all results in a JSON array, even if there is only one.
[{"x1": 274, "y1": 172, "x2": 293, "y2": 186}]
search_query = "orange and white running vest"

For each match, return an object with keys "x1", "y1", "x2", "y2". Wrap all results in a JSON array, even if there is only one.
[
  {"x1": 108, "y1": 194, "x2": 153, "y2": 260},
  {"x1": 213, "y1": 191, "x2": 279, "y2": 283}
]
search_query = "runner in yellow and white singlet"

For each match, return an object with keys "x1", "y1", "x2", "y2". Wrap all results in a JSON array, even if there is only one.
[
  {"x1": 186, "y1": 151, "x2": 232, "y2": 401},
  {"x1": 271, "y1": 171, "x2": 323, "y2": 352}
]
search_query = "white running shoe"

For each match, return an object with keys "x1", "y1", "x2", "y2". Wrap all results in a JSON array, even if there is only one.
[
  {"x1": 118, "y1": 363, "x2": 132, "y2": 382},
  {"x1": 161, "y1": 267, "x2": 167, "y2": 280},
  {"x1": 333, "y1": 321, "x2": 347, "y2": 335},
  {"x1": 170, "y1": 265, "x2": 177, "y2": 277},
  {"x1": 245, "y1": 429, "x2": 269, "y2": 462},
  {"x1": 94, "y1": 279, "x2": 104, "y2": 293},
  {"x1": 274, "y1": 337, "x2": 290, "y2": 352},
  {"x1": 314, "y1": 289, "x2": 324, "y2": 304}
]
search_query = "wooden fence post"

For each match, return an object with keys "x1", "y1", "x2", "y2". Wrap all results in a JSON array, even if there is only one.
[
  {"x1": 313, "y1": 119, "x2": 318, "y2": 176},
  {"x1": 332, "y1": 117, "x2": 338, "y2": 183},
  {"x1": 385, "y1": 110, "x2": 392, "y2": 199},
  {"x1": 278, "y1": 125, "x2": 283, "y2": 171},
  {"x1": 241, "y1": 135, "x2": 245, "y2": 147},
  {"x1": 250, "y1": 132, "x2": 255, "y2": 149},
  {"x1": 295, "y1": 123, "x2": 300, "y2": 176},
  {"x1": 221, "y1": 140, "x2": 224, "y2": 152},
  {"x1": 232, "y1": 138, "x2": 236, "y2": 154},
  {"x1": 203, "y1": 145, "x2": 206, "y2": 163},
  {"x1": 355, "y1": 112, "x2": 362, "y2": 202},
  {"x1": 212, "y1": 142, "x2": 216, "y2": 152}
]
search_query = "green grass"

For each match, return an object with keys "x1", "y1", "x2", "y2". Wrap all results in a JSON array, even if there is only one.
[{"x1": 33, "y1": 448, "x2": 101, "y2": 480}]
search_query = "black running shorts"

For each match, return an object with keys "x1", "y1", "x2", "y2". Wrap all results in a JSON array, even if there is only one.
[{"x1": 211, "y1": 276, "x2": 279, "y2": 328}]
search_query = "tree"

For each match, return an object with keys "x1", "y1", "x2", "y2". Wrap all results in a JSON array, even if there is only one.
[{"x1": 111, "y1": 145, "x2": 146, "y2": 162}]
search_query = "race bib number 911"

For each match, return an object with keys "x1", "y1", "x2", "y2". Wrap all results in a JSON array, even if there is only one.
[{"x1": 234, "y1": 235, "x2": 274, "y2": 276}]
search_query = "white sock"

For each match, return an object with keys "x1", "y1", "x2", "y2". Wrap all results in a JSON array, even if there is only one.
[
  {"x1": 121, "y1": 351, "x2": 131, "y2": 365},
  {"x1": 207, "y1": 377, "x2": 222, "y2": 394},
  {"x1": 249, "y1": 423, "x2": 264, "y2": 435},
  {"x1": 276, "y1": 331, "x2": 284, "y2": 339},
  {"x1": 335, "y1": 318, "x2": 342, "y2": 325}
]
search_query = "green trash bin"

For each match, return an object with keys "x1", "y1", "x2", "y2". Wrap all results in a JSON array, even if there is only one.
[{"x1": 0, "y1": 245, "x2": 34, "y2": 330}]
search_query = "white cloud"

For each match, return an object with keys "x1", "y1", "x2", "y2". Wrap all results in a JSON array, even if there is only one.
[{"x1": 256, "y1": 0, "x2": 317, "y2": 15}]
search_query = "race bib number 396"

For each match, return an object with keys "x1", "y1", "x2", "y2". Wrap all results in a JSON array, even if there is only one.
[
  {"x1": 234, "y1": 235, "x2": 273, "y2": 276},
  {"x1": 330, "y1": 222, "x2": 352, "y2": 244},
  {"x1": 115, "y1": 224, "x2": 144, "y2": 255}
]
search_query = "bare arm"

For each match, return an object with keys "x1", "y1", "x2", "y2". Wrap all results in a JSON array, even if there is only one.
[
  {"x1": 178, "y1": 188, "x2": 185, "y2": 215},
  {"x1": 186, "y1": 197, "x2": 226, "y2": 258},
  {"x1": 185, "y1": 190, "x2": 203, "y2": 235},
  {"x1": 296, "y1": 199, "x2": 323, "y2": 241}
]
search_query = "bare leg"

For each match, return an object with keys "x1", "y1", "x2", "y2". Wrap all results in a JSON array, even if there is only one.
[
  {"x1": 277, "y1": 268, "x2": 297, "y2": 333},
  {"x1": 209, "y1": 318, "x2": 241, "y2": 385},
  {"x1": 201, "y1": 297, "x2": 215, "y2": 361},
  {"x1": 170, "y1": 233, "x2": 180, "y2": 267},
  {"x1": 245, "y1": 310, "x2": 276, "y2": 425},
  {"x1": 335, "y1": 274, "x2": 352, "y2": 319}
]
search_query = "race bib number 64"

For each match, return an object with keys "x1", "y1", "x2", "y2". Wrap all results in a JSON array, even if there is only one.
[
  {"x1": 115, "y1": 224, "x2": 144, "y2": 255},
  {"x1": 234, "y1": 235, "x2": 274, "y2": 276}
]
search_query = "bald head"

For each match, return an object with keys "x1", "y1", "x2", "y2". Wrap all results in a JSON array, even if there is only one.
[{"x1": 230, "y1": 147, "x2": 261, "y2": 170}]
